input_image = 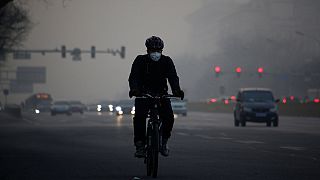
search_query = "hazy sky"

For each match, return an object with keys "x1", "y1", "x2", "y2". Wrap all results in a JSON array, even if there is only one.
[{"x1": 3, "y1": 0, "x2": 252, "y2": 103}]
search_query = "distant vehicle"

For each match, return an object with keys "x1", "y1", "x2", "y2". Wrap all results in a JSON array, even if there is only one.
[
  {"x1": 234, "y1": 88, "x2": 279, "y2": 127},
  {"x1": 25, "y1": 93, "x2": 53, "y2": 113},
  {"x1": 97, "y1": 100, "x2": 114, "y2": 112},
  {"x1": 114, "y1": 100, "x2": 135, "y2": 115},
  {"x1": 171, "y1": 99, "x2": 187, "y2": 116},
  {"x1": 69, "y1": 101, "x2": 85, "y2": 114},
  {"x1": 51, "y1": 101, "x2": 72, "y2": 116},
  {"x1": 86, "y1": 104, "x2": 99, "y2": 112}
]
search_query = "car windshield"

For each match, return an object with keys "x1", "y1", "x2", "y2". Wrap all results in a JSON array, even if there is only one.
[
  {"x1": 69, "y1": 101, "x2": 82, "y2": 105},
  {"x1": 54, "y1": 101, "x2": 69, "y2": 105},
  {"x1": 38, "y1": 101, "x2": 51, "y2": 106},
  {"x1": 242, "y1": 91, "x2": 274, "y2": 102},
  {"x1": 117, "y1": 100, "x2": 134, "y2": 107}
]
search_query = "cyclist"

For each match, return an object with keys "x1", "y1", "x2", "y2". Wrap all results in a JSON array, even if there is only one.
[{"x1": 129, "y1": 36, "x2": 184, "y2": 158}]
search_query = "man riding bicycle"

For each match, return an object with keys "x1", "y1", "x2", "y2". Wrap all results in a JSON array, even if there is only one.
[{"x1": 129, "y1": 36, "x2": 184, "y2": 158}]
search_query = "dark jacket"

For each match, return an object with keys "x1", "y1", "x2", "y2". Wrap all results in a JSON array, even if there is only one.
[{"x1": 129, "y1": 54, "x2": 181, "y2": 95}]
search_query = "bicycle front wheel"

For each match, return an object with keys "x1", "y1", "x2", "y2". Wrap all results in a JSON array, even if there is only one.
[
  {"x1": 151, "y1": 123, "x2": 159, "y2": 178},
  {"x1": 146, "y1": 126, "x2": 152, "y2": 176}
]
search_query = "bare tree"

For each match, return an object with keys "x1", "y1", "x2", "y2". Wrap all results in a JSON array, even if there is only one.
[{"x1": 0, "y1": 1, "x2": 31, "y2": 52}]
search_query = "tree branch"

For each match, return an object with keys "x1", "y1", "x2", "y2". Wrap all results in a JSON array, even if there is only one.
[{"x1": 0, "y1": 0, "x2": 13, "y2": 10}]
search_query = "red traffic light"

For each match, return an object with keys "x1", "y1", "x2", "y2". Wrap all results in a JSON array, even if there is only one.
[
  {"x1": 210, "y1": 98, "x2": 217, "y2": 103},
  {"x1": 214, "y1": 66, "x2": 221, "y2": 73},
  {"x1": 290, "y1": 96, "x2": 295, "y2": 101},
  {"x1": 235, "y1": 67, "x2": 242, "y2": 73},
  {"x1": 258, "y1": 67, "x2": 264, "y2": 73},
  {"x1": 282, "y1": 98, "x2": 287, "y2": 104}
]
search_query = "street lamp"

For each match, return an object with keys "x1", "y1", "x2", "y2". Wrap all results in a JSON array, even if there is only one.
[
  {"x1": 295, "y1": 31, "x2": 320, "y2": 55},
  {"x1": 295, "y1": 31, "x2": 320, "y2": 44}
]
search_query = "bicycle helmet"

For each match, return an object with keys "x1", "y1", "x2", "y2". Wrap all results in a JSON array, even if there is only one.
[{"x1": 145, "y1": 36, "x2": 164, "y2": 50}]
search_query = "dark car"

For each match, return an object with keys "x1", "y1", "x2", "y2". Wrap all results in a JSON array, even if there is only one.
[
  {"x1": 69, "y1": 101, "x2": 85, "y2": 114},
  {"x1": 114, "y1": 100, "x2": 135, "y2": 116},
  {"x1": 51, "y1": 101, "x2": 72, "y2": 116},
  {"x1": 234, "y1": 88, "x2": 279, "y2": 127}
]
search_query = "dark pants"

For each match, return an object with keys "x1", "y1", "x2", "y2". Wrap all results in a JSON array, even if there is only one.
[{"x1": 133, "y1": 98, "x2": 174, "y2": 145}]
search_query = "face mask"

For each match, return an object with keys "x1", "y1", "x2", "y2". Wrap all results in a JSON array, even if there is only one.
[{"x1": 149, "y1": 52, "x2": 161, "y2": 62}]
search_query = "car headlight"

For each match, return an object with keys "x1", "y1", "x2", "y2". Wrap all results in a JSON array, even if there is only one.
[
  {"x1": 108, "y1": 105, "x2": 114, "y2": 112},
  {"x1": 115, "y1": 106, "x2": 122, "y2": 111},
  {"x1": 118, "y1": 110, "x2": 123, "y2": 115},
  {"x1": 35, "y1": 109, "x2": 40, "y2": 114},
  {"x1": 243, "y1": 107, "x2": 252, "y2": 112}
]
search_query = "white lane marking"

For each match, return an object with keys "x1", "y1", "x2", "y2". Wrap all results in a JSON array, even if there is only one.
[
  {"x1": 176, "y1": 132, "x2": 234, "y2": 140},
  {"x1": 218, "y1": 137, "x2": 233, "y2": 140},
  {"x1": 235, "y1": 140, "x2": 265, "y2": 144},
  {"x1": 220, "y1": 132, "x2": 227, "y2": 136},
  {"x1": 22, "y1": 118, "x2": 40, "y2": 125},
  {"x1": 280, "y1": 146, "x2": 306, "y2": 151},
  {"x1": 195, "y1": 134, "x2": 216, "y2": 140},
  {"x1": 176, "y1": 132, "x2": 190, "y2": 136}
]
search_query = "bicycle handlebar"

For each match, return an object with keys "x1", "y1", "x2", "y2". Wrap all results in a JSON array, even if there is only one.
[{"x1": 135, "y1": 93, "x2": 180, "y2": 100}]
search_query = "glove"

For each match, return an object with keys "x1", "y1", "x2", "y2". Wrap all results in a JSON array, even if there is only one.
[
  {"x1": 129, "y1": 89, "x2": 141, "y2": 98},
  {"x1": 173, "y1": 89, "x2": 184, "y2": 100}
]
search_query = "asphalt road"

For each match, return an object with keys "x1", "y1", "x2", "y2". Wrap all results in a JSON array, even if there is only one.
[{"x1": 0, "y1": 111, "x2": 320, "y2": 180}]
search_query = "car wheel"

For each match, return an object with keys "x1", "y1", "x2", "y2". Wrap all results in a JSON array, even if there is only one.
[
  {"x1": 266, "y1": 120, "x2": 272, "y2": 127},
  {"x1": 51, "y1": 112, "x2": 55, "y2": 116},
  {"x1": 182, "y1": 113, "x2": 187, "y2": 116},
  {"x1": 67, "y1": 112, "x2": 72, "y2": 116},
  {"x1": 234, "y1": 118, "x2": 240, "y2": 127},
  {"x1": 241, "y1": 120, "x2": 246, "y2": 127},
  {"x1": 273, "y1": 118, "x2": 279, "y2": 127},
  {"x1": 240, "y1": 116, "x2": 246, "y2": 127}
]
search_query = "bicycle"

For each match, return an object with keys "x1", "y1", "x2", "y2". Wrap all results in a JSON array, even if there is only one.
[{"x1": 135, "y1": 93, "x2": 178, "y2": 178}]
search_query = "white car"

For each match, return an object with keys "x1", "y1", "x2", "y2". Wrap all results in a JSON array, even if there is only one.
[{"x1": 171, "y1": 99, "x2": 187, "y2": 116}]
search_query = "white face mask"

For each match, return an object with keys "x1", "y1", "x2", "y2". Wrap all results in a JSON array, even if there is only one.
[{"x1": 149, "y1": 52, "x2": 161, "y2": 62}]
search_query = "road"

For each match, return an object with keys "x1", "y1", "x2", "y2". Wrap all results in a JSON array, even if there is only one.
[{"x1": 1, "y1": 111, "x2": 320, "y2": 180}]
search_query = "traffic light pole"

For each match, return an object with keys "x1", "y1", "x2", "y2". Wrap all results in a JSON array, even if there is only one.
[{"x1": 2, "y1": 45, "x2": 126, "y2": 60}]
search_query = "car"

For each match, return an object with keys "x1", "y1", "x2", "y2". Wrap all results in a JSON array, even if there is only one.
[
  {"x1": 171, "y1": 99, "x2": 188, "y2": 116},
  {"x1": 34, "y1": 101, "x2": 52, "y2": 112},
  {"x1": 234, "y1": 88, "x2": 279, "y2": 127},
  {"x1": 86, "y1": 104, "x2": 99, "y2": 112},
  {"x1": 69, "y1": 101, "x2": 85, "y2": 114},
  {"x1": 51, "y1": 101, "x2": 72, "y2": 116},
  {"x1": 114, "y1": 100, "x2": 135, "y2": 116},
  {"x1": 97, "y1": 100, "x2": 114, "y2": 112}
]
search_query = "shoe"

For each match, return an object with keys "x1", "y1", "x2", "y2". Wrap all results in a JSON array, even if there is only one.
[
  {"x1": 134, "y1": 141, "x2": 145, "y2": 158},
  {"x1": 160, "y1": 138, "x2": 170, "y2": 157}
]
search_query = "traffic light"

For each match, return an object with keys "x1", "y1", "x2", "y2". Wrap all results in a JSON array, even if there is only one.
[
  {"x1": 282, "y1": 97, "x2": 287, "y2": 104},
  {"x1": 214, "y1": 66, "x2": 221, "y2": 77},
  {"x1": 257, "y1": 67, "x2": 264, "y2": 78},
  {"x1": 91, "y1": 46, "x2": 96, "y2": 58},
  {"x1": 290, "y1": 96, "x2": 295, "y2": 101},
  {"x1": 235, "y1": 67, "x2": 242, "y2": 77},
  {"x1": 61, "y1": 45, "x2": 66, "y2": 58}
]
